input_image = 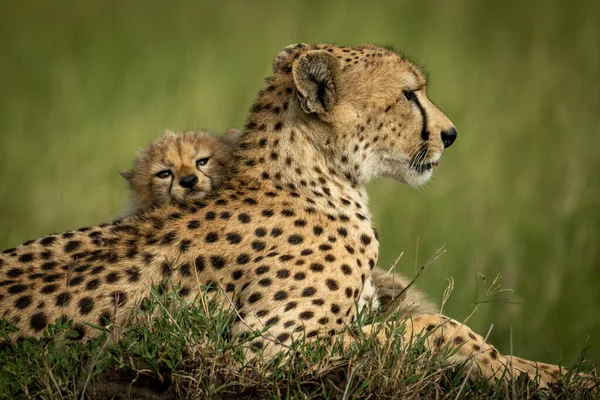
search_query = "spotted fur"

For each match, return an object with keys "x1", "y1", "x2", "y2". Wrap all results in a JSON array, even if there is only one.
[{"x1": 0, "y1": 43, "x2": 588, "y2": 390}]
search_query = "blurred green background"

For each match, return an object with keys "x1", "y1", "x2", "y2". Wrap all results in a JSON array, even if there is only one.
[{"x1": 1, "y1": 0, "x2": 598, "y2": 365}]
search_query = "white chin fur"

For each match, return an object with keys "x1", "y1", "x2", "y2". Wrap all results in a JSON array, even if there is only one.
[{"x1": 405, "y1": 169, "x2": 433, "y2": 187}]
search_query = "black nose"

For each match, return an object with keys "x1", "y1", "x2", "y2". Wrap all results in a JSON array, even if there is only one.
[
  {"x1": 180, "y1": 175, "x2": 198, "y2": 189},
  {"x1": 441, "y1": 127, "x2": 457, "y2": 148}
]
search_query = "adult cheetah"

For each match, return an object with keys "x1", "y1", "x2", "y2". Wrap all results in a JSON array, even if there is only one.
[{"x1": 0, "y1": 43, "x2": 584, "y2": 389}]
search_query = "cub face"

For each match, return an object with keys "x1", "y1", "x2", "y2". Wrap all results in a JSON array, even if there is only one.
[{"x1": 120, "y1": 129, "x2": 240, "y2": 214}]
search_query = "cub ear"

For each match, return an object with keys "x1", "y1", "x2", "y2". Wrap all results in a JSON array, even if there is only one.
[
  {"x1": 221, "y1": 128, "x2": 242, "y2": 149},
  {"x1": 162, "y1": 129, "x2": 178, "y2": 139},
  {"x1": 119, "y1": 170, "x2": 133, "y2": 182},
  {"x1": 292, "y1": 50, "x2": 341, "y2": 118}
]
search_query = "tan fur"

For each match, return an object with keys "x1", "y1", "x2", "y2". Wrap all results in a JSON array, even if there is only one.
[
  {"x1": 120, "y1": 129, "x2": 241, "y2": 216},
  {"x1": 370, "y1": 267, "x2": 437, "y2": 317},
  {"x1": 0, "y1": 43, "x2": 590, "y2": 390}
]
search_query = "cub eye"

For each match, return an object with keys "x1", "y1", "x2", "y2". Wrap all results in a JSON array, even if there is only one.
[
  {"x1": 155, "y1": 170, "x2": 172, "y2": 179},
  {"x1": 403, "y1": 90, "x2": 417, "y2": 102},
  {"x1": 196, "y1": 157, "x2": 210, "y2": 168}
]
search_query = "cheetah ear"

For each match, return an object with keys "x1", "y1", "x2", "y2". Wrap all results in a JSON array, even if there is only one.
[
  {"x1": 220, "y1": 128, "x2": 242, "y2": 149},
  {"x1": 119, "y1": 170, "x2": 133, "y2": 182},
  {"x1": 292, "y1": 50, "x2": 341, "y2": 118},
  {"x1": 272, "y1": 43, "x2": 310, "y2": 74}
]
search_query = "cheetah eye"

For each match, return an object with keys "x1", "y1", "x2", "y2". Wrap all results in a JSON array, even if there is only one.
[
  {"x1": 155, "y1": 170, "x2": 172, "y2": 179},
  {"x1": 196, "y1": 157, "x2": 210, "y2": 168},
  {"x1": 403, "y1": 90, "x2": 417, "y2": 102}
]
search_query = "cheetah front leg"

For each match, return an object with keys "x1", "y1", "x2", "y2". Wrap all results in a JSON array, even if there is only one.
[{"x1": 385, "y1": 314, "x2": 583, "y2": 389}]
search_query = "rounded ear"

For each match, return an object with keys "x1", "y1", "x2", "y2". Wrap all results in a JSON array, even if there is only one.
[
  {"x1": 162, "y1": 129, "x2": 178, "y2": 139},
  {"x1": 292, "y1": 50, "x2": 341, "y2": 118},
  {"x1": 119, "y1": 170, "x2": 133, "y2": 182},
  {"x1": 220, "y1": 128, "x2": 242, "y2": 149},
  {"x1": 272, "y1": 43, "x2": 310, "y2": 74}
]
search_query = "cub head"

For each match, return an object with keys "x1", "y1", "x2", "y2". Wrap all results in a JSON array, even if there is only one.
[
  {"x1": 120, "y1": 129, "x2": 240, "y2": 213},
  {"x1": 274, "y1": 43, "x2": 457, "y2": 186}
]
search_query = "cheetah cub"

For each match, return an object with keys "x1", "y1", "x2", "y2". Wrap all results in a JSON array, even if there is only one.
[{"x1": 120, "y1": 129, "x2": 241, "y2": 216}]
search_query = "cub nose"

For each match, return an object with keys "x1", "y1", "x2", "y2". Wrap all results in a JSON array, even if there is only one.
[
  {"x1": 180, "y1": 174, "x2": 198, "y2": 189},
  {"x1": 441, "y1": 127, "x2": 457, "y2": 148}
]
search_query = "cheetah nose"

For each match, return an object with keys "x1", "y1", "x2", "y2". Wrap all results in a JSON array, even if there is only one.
[
  {"x1": 441, "y1": 127, "x2": 457, "y2": 148},
  {"x1": 180, "y1": 175, "x2": 198, "y2": 189}
]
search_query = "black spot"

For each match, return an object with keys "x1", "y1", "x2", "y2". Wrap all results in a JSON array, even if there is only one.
[
  {"x1": 69, "y1": 276, "x2": 84, "y2": 286},
  {"x1": 360, "y1": 234, "x2": 372, "y2": 246},
  {"x1": 251, "y1": 241, "x2": 266, "y2": 251},
  {"x1": 179, "y1": 239, "x2": 192, "y2": 252},
  {"x1": 276, "y1": 269, "x2": 290, "y2": 278},
  {"x1": 205, "y1": 232, "x2": 219, "y2": 243},
  {"x1": 326, "y1": 279, "x2": 339, "y2": 291},
  {"x1": 281, "y1": 209, "x2": 295, "y2": 217},
  {"x1": 271, "y1": 228, "x2": 283, "y2": 237},
  {"x1": 8, "y1": 284, "x2": 27, "y2": 294},
  {"x1": 337, "y1": 228, "x2": 348, "y2": 237},
  {"x1": 55, "y1": 292, "x2": 71, "y2": 307},
  {"x1": 41, "y1": 284, "x2": 58, "y2": 294},
  {"x1": 7, "y1": 268, "x2": 24, "y2": 278},
  {"x1": 236, "y1": 254, "x2": 250, "y2": 265},
  {"x1": 215, "y1": 199, "x2": 228, "y2": 206},
  {"x1": 248, "y1": 293, "x2": 262, "y2": 303},
  {"x1": 220, "y1": 211, "x2": 231, "y2": 220},
  {"x1": 256, "y1": 310, "x2": 269, "y2": 318},
  {"x1": 319, "y1": 244, "x2": 332, "y2": 251},
  {"x1": 205, "y1": 211, "x2": 216, "y2": 220},
  {"x1": 106, "y1": 272, "x2": 120, "y2": 283},
  {"x1": 15, "y1": 295, "x2": 32, "y2": 309},
  {"x1": 195, "y1": 256, "x2": 206, "y2": 272},
  {"x1": 74, "y1": 264, "x2": 90, "y2": 273},
  {"x1": 232, "y1": 270, "x2": 244, "y2": 280},
  {"x1": 284, "y1": 302, "x2": 297, "y2": 311},
  {"x1": 310, "y1": 263, "x2": 324, "y2": 272},
  {"x1": 30, "y1": 312, "x2": 48, "y2": 332},
  {"x1": 345, "y1": 245, "x2": 355, "y2": 254},
  {"x1": 288, "y1": 235, "x2": 304, "y2": 245},
  {"x1": 324, "y1": 254, "x2": 336, "y2": 262},
  {"x1": 210, "y1": 256, "x2": 226, "y2": 269},
  {"x1": 341, "y1": 264, "x2": 352, "y2": 275},
  {"x1": 256, "y1": 266, "x2": 270, "y2": 275},
  {"x1": 178, "y1": 263, "x2": 192, "y2": 277},
  {"x1": 85, "y1": 279, "x2": 101, "y2": 290},
  {"x1": 161, "y1": 231, "x2": 177, "y2": 245},
  {"x1": 79, "y1": 297, "x2": 94, "y2": 315},
  {"x1": 18, "y1": 253, "x2": 34, "y2": 263},
  {"x1": 302, "y1": 287, "x2": 316, "y2": 297},
  {"x1": 238, "y1": 213, "x2": 251, "y2": 223},
  {"x1": 274, "y1": 290, "x2": 288, "y2": 301},
  {"x1": 331, "y1": 304, "x2": 341, "y2": 314},
  {"x1": 255, "y1": 228, "x2": 267, "y2": 237},
  {"x1": 262, "y1": 209, "x2": 274, "y2": 217},
  {"x1": 299, "y1": 311, "x2": 314, "y2": 320},
  {"x1": 258, "y1": 278, "x2": 272, "y2": 287},
  {"x1": 226, "y1": 233, "x2": 242, "y2": 244},
  {"x1": 40, "y1": 236, "x2": 57, "y2": 246},
  {"x1": 187, "y1": 220, "x2": 201, "y2": 230},
  {"x1": 294, "y1": 272, "x2": 306, "y2": 280}
]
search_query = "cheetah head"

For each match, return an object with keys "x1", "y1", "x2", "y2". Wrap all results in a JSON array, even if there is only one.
[
  {"x1": 274, "y1": 43, "x2": 457, "y2": 187},
  {"x1": 120, "y1": 129, "x2": 240, "y2": 209}
]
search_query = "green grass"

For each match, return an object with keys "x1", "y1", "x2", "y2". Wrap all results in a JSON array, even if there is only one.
[
  {"x1": 0, "y1": 287, "x2": 597, "y2": 399},
  {"x1": 0, "y1": 0, "x2": 598, "y2": 380}
]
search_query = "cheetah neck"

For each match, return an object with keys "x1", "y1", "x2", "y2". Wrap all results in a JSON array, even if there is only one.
[{"x1": 232, "y1": 77, "x2": 371, "y2": 219}]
